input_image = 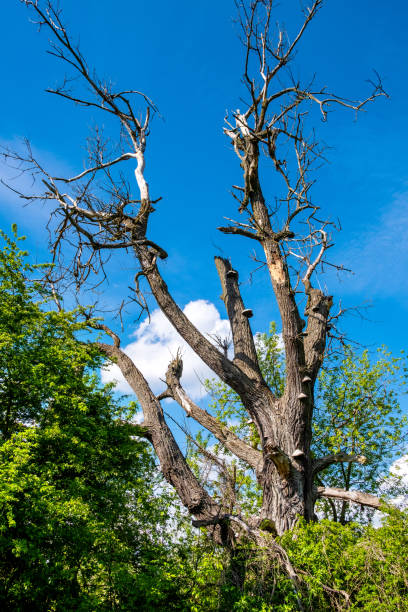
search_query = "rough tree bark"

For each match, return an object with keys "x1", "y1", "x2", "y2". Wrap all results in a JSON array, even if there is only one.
[{"x1": 4, "y1": 0, "x2": 388, "y2": 540}]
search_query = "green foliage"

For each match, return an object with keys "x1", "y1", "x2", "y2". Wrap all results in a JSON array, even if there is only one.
[
  {"x1": 190, "y1": 323, "x2": 407, "y2": 524},
  {"x1": 172, "y1": 512, "x2": 408, "y2": 611},
  {"x1": 279, "y1": 512, "x2": 408, "y2": 611},
  {"x1": 315, "y1": 347, "x2": 407, "y2": 522},
  {"x1": 0, "y1": 228, "x2": 186, "y2": 610},
  {"x1": 0, "y1": 227, "x2": 103, "y2": 441}
]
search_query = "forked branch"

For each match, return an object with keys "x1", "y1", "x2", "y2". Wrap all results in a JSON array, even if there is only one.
[
  {"x1": 160, "y1": 354, "x2": 263, "y2": 474},
  {"x1": 95, "y1": 340, "x2": 229, "y2": 541}
]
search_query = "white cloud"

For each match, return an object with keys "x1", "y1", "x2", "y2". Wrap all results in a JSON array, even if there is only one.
[
  {"x1": 101, "y1": 299, "x2": 231, "y2": 400},
  {"x1": 390, "y1": 454, "x2": 408, "y2": 482},
  {"x1": 386, "y1": 454, "x2": 408, "y2": 508},
  {"x1": 372, "y1": 453, "x2": 408, "y2": 527}
]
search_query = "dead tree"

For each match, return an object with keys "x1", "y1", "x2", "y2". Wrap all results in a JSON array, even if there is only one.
[{"x1": 4, "y1": 0, "x2": 387, "y2": 540}]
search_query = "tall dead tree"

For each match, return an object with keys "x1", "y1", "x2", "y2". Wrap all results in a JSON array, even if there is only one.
[{"x1": 4, "y1": 0, "x2": 387, "y2": 540}]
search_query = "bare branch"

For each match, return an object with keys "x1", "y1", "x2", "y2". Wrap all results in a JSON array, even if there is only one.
[
  {"x1": 218, "y1": 225, "x2": 263, "y2": 242},
  {"x1": 135, "y1": 243, "x2": 259, "y2": 400},
  {"x1": 95, "y1": 340, "x2": 229, "y2": 540},
  {"x1": 316, "y1": 487, "x2": 381, "y2": 510},
  {"x1": 52, "y1": 153, "x2": 136, "y2": 184},
  {"x1": 162, "y1": 354, "x2": 263, "y2": 473},
  {"x1": 89, "y1": 321, "x2": 121, "y2": 348},
  {"x1": 313, "y1": 452, "x2": 367, "y2": 476}
]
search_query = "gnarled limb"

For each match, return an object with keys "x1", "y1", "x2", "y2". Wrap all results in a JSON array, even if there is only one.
[
  {"x1": 95, "y1": 341, "x2": 227, "y2": 541},
  {"x1": 303, "y1": 288, "x2": 333, "y2": 382},
  {"x1": 217, "y1": 224, "x2": 263, "y2": 242},
  {"x1": 225, "y1": 0, "x2": 385, "y2": 396},
  {"x1": 225, "y1": 121, "x2": 306, "y2": 396},
  {"x1": 316, "y1": 487, "x2": 381, "y2": 510},
  {"x1": 161, "y1": 354, "x2": 263, "y2": 474},
  {"x1": 301, "y1": 232, "x2": 334, "y2": 381}
]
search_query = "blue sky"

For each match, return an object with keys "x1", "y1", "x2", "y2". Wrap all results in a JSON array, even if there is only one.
[{"x1": 0, "y1": 0, "x2": 407, "y2": 401}]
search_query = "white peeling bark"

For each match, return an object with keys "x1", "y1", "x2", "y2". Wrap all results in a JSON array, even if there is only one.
[
  {"x1": 135, "y1": 149, "x2": 150, "y2": 201},
  {"x1": 236, "y1": 112, "x2": 251, "y2": 136},
  {"x1": 173, "y1": 385, "x2": 193, "y2": 417}
]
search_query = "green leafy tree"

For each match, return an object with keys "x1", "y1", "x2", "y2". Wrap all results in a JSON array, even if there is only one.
[
  {"x1": 189, "y1": 325, "x2": 407, "y2": 524},
  {"x1": 0, "y1": 228, "x2": 186, "y2": 610},
  {"x1": 0, "y1": 226, "x2": 55, "y2": 439},
  {"x1": 314, "y1": 348, "x2": 407, "y2": 523}
]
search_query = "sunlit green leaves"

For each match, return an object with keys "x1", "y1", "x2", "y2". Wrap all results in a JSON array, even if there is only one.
[
  {"x1": 314, "y1": 346, "x2": 408, "y2": 522},
  {"x1": 0, "y1": 228, "x2": 184, "y2": 610},
  {"x1": 190, "y1": 321, "x2": 407, "y2": 525}
]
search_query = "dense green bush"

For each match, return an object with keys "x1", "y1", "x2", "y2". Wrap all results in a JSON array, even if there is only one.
[
  {"x1": 178, "y1": 511, "x2": 408, "y2": 611},
  {"x1": 0, "y1": 228, "x2": 188, "y2": 610}
]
